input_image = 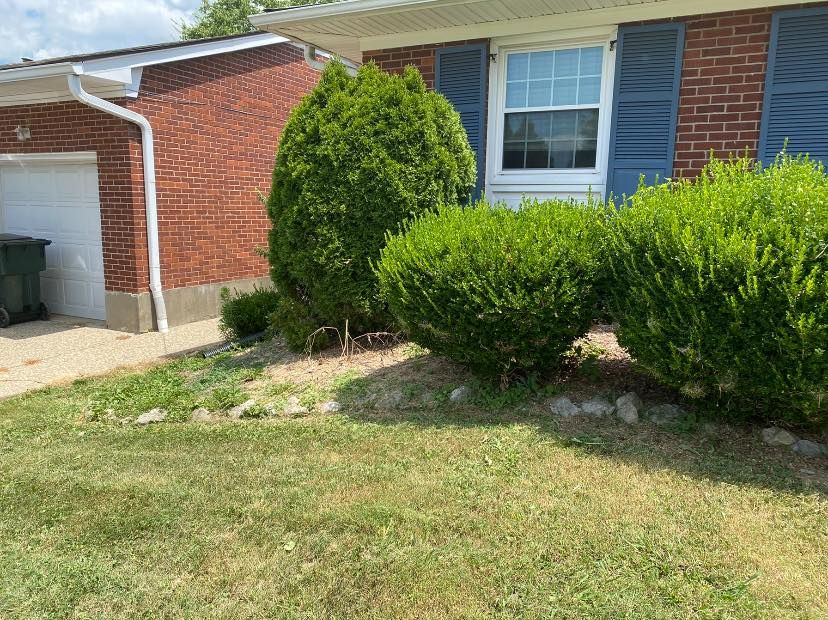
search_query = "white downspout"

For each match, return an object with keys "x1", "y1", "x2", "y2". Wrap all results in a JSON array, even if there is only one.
[
  {"x1": 304, "y1": 45, "x2": 327, "y2": 72},
  {"x1": 67, "y1": 74, "x2": 169, "y2": 333}
]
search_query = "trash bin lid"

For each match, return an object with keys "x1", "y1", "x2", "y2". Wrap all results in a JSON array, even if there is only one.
[{"x1": 0, "y1": 233, "x2": 51, "y2": 246}]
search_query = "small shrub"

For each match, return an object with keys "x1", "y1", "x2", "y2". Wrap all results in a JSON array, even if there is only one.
[
  {"x1": 376, "y1": 201, "x2": 608, "y2": 381},
  {"x1": 268, "y1": 60, "x2": 476, "y2": 350},
  {"x1": 607, "y1": 155, "x2": 828, "y2": 427},
  {"x1": 218, "y1": 285, "x2": 280, "y2": 339}
]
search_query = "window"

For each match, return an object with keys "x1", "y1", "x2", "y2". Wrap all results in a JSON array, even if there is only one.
[{"x1": 502, "y1": 46, "x2": 604, "y2": 170}]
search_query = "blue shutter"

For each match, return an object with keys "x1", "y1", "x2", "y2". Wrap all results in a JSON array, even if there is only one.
[
  {"x1": 759, "y1": 7, "x2": 828, "y2": 163},
  {"x1": 607, "y1": 23, "x2": 685, "y2": 202},
  {"x1": 436, "y1": 44, "x2": 487, "y2": 202}
]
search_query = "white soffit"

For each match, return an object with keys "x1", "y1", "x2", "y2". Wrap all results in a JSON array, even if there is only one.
[{"x1": 251, "y1": 0, "x2": 824, "y2": 62}]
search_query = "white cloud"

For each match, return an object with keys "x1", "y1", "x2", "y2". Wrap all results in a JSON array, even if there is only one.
[{"x1": 0, "y1": 0, "x2": 203, "y2": 65}]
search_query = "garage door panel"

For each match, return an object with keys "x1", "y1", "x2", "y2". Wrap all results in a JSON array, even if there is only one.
[
  {"x1": 92, "y1": 285, "x2": 105, "y2": 313},
  {"x1": 41, "y1": 277, "x2": 62, "y2": 307},
  {"x1": 27, "y1": 169, "x2": 54, "y2": 202},
  {"x1": 0, "y1": 168, "x2": 28, "y2": 200},
  {"x1": 0, "y1": 160, "x2": 105, "y2": 320},
  {"x1": 59, "y1": 243, "x2": 93, "y2": 273},
  {"x1": 83, "y1": 172, "x2": 100, "y2": 201},
  {"x1": 63, "y1": 279, "x2": 91, "y2": 307},
  {"x1": 2, "y1": 204, "x2": 29, "y2": 231}
]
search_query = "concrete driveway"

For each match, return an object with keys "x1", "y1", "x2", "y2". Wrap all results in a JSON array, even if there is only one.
[{"x1": 0, "y1": 315, "x2": 223, "y2": 399}]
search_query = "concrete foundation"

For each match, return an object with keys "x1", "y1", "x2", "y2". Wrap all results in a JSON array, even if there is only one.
[{"x1": 104, "y1": 276, "x2": 271, "y2": 333}]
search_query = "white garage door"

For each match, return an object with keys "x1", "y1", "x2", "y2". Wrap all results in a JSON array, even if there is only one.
[{"x1": 0, "y1": 158, "x2": 105, "y2": 320}]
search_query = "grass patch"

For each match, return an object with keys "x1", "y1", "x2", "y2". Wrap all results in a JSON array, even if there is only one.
[{"x1": 0, "y1": 345, "x2": 826, "y2": 619}]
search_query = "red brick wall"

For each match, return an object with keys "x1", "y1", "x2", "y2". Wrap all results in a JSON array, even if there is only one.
[
  {"x1": 0, "y1": 43, "x2": 317, "y2": 295},
  {"x1": 364, "y1": 5, "x2": 828, "y2": 182},
  {"x1": 364, "y1": 39, "x2": 488, "y2": 88},
  {"x1": 672, "y1": 9, "x2": 773, "y2": 177},
  {"x1": 127, "y1": 44, "x2": 319, "y2": 291},
  {"x1": 0, "y1": 101, "x2": 149, "y2": 292}
]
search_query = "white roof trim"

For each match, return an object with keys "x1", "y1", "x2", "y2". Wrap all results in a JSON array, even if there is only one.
[
  {"x1": 0, "y1": 33, "x2": 288, "y2": 107},
  {"x1": 80, "y1": 33, "x2": 288, "y2": 74},
  {"x1": 0, "y1": 62, "x2": 81, "y2": 84}
]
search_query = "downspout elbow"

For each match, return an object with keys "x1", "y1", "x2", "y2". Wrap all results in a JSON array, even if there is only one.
[
  {"x1": 66, "y1": 74, "x2": 169, "y2": 333},
  {"x1": 304, "y1": 45, "x2": 327, "y2": 72}
]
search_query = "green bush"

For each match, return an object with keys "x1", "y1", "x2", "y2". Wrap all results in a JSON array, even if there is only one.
[
  {"x1": 268, "y1": 60, "x2": 476, "y2": 349},
  {"x1": 376, "y1": 201, "x2": 608, "y2": 381},
  {"x1": 608, "y1": 155, "x2": 828, "y2": 427},
  {"x1": 218, "y1": 285, "x2": 280, "y2": 339}
]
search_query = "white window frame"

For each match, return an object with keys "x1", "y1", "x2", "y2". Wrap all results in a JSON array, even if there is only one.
[{"x1": 485, "y1": 27, "x2": 617, "y2": 201}]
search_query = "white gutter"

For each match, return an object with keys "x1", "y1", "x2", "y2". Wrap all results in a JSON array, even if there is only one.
[
  {"x1": 0, "y1": 62, "x2": 80, "y2": 84},
  {"x1": 303, "y1": 45, "x2": 358, "y2": 76},
  {"x1": 66, "y1": 74, "x2": 169, "y2": 333}
]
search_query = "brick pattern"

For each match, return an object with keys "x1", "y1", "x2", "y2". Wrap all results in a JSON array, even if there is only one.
[
  {"x1": 364, "y1": 39, "x2": 488, "y2": 88},
  {"x1": 0, "y1": 101, "x2": 148, "y2": 292},
  {"x1": 0, "y1": 43, "x2": 318, "y2": 294},
  {"x1": 366, "y1": 7, "x2": 828, "y2": 181},
  {"x1": 672, "y1": 9, "x2": 774, "y2": 177},
  {"x1": 126, "y1": 44, "x2": 319, "y2": 291}
]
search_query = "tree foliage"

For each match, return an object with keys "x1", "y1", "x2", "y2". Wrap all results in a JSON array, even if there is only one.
[
  {"x1": 268, "y1": 61, "x2": 476, "y2": 350},
  {"x1": 181, "y1": 0, "x2": 340, "y2": 40}
]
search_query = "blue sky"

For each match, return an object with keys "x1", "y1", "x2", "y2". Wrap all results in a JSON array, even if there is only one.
[{"x1": 0, "y1": 0, "x2": 204, "y2": 65}]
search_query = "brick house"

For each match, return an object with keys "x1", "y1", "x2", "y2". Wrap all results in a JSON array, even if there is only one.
[
  {"x1": 253, "y1": 0, "x2": 828, "y2": 206},
  {"x1": 0, "y1": 33, "x2": 319, "y2": 332}
]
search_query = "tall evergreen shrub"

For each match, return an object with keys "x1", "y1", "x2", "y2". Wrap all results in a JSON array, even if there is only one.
[{"x1": 267, "y1": 61, "x2": 476, "y2": 350}]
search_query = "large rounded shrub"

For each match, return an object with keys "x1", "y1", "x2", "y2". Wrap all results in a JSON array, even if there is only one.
[
  {"x1": 608, "y1": 155, "x2": 828, "y2": 426},
  {"x1": 376, "y1": 201, "x2": 607, "y2": 381},
  {"x1": 268, "y1": 61, "x2": 476, "y2": 349}
]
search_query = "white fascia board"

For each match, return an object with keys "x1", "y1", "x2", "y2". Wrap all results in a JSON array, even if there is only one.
[
  {"x1": 358, "y1": 0, "x2": 821, "y2": 50},
  {"x1": 0, "y1": 62, "x2": 81, "y2": 84},
  {"x1": 0, "y1": 33, "x2": 287, "y2": 105},
  {"x1": 0, "y1": 33, "x2": 287, "y2": 86},
  {"x1": 80, "y1": 33, "x2": 288, "y2": 75}
]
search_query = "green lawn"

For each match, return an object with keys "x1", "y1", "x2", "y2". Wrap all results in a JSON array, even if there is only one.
[{"x1": 0, "y1": 343, "x2": 826, "y2": 619}]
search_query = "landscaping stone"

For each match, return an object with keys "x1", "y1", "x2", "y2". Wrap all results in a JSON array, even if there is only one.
[
  {"x1": 136, "y1": 408, "x2": 167, "y2": 425},
  {"x1": 793, "y1": 439, "x2": 826, "y2": 458},
  {"x1": 320, "y1": 401, "x2": 342, "y2": 414},
  {"x1": 549, "y1": 396, "x2": 581, "y2": 418},
  {"x1": 265, "y1": 404, "x2": 278, "y2": 417},
  {"x1": 581, "y1": 397, "x2": 616, "y2": 417},
  {"x1": 647, "y1": 404, "x2": 686, "y2": 426},
  {"x1": 190, "y1": 408, "x2": 214, "y2": 423},
  {"x1": 284, "y1": 396, "x2": 309, "y2": 417},
  {"x1": 615, "y1": 392, "x2": 642, "y2": 424},
  {"x1": 761, "y1": 426, "x2": 798, "y2": 447},
  {"x1": 375, "y1": 390, "x2": 405, "y2": 410},
  {"x1": 450, "y1": 385, "x2": 472, "y2": 403},
  {"x1": 229, "y1": 399, "x2": 257, "y2": 420},
  {"x1": 616, "y1": 392, "x2": 643, "y2": 411}
]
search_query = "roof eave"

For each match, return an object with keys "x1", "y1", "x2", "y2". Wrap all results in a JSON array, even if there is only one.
[{"x1": 0, "y1": 62, "x2": 81, "y2": 85}]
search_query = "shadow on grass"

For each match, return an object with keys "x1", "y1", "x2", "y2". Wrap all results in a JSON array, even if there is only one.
[{"x1": 331, "y1": 354, "x2": 828, "y2": 498}]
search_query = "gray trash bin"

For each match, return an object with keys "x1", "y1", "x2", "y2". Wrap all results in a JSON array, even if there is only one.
[{"x1": 0, "y1": 233, "x2": 52, "y2": 327}]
